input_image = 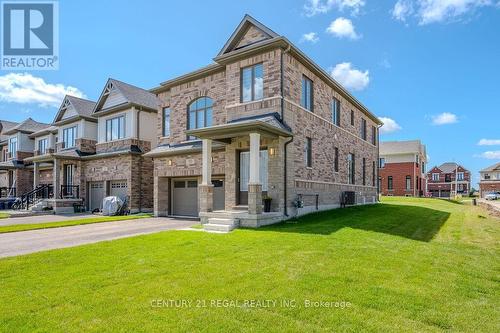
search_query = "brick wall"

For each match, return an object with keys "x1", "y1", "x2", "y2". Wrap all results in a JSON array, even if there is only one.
[{"x1": 379, "y1": 162, "x2": 420, "y2": 196}]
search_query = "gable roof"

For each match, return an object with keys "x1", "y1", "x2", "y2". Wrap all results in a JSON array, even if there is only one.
[
  {"x1": 53, "y1": 95, "x2": 97, "y2": 123},
  {"x1": 94, "y1": 78, "x2": 159, "y2": 113},
  {"x1": 29, "y1": 125, "x2": 58, "y2": 138},
  {"x1": 2, "y1": 118, "x2": 50, "y2": 135},
  {"x1": 217, "y1": 14, "x2": 279, "y2": 56},
  {"x1": 480, "y1": 162, "x2": 500, "y2": 172},
  {"x1": 380, "y1": 140, "x2": 425, "y2": 156}
]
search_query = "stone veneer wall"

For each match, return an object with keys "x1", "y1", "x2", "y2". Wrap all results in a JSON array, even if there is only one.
[
  {"x1": 15, "y1": 168, "x2": 33, "y2": 195},
  {"x1": 96, "y1": 139, "x2": 151, "y2": 154},
  {"x1": 0, "y1": 171, "x2": 8, "y2": 188},
  {"x1": 76, "y1": 139, "x2": 97, "y2": 154},
  {"x1": 39, "y1": 169, "x2": 53, "y2": 184}
]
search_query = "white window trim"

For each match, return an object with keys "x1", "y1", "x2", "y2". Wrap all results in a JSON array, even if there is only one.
[{"x1": 105, "y1": 114, "x2": 126, "y2": 142}]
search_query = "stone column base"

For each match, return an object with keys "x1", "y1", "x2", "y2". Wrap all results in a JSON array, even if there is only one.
[
  {"x1": 199, "y1": 184, "x2": 214, "y2": 213},
  {"x1": 248, "y1": 183, "x2": 262, "y2": 215}
]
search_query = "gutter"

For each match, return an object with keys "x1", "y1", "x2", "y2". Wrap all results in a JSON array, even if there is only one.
[{"x1": 280, "y1": 45, "x2": 292, "y2": 217}]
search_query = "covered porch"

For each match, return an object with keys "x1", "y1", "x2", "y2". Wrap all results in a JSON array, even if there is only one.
[{"x1": 186, "y1": 113, "x2": 292, "y2": 230}]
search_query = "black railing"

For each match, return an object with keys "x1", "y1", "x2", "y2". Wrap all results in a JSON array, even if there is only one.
[
  {"x1": 13, "y1": 184, "x2": 53, "y2": 210},
  {"x1": 60, "y1": 185, "x2": 79, "y2": 199},
  {"x1": 0, "y1": 187, "x2": 16, "y2": 198}
]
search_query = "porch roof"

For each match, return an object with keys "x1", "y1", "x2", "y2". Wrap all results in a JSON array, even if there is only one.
[
  {"x1": 0, "y1": 160, "x2": 24, "y2": 169},
  {"x1": 185, "y1": 112, "x2": 292, "y2": 142},
  {"x1": 144, "y1": 141, "x2": 226, "y2": 158}
]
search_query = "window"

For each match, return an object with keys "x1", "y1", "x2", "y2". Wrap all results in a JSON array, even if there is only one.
[
  {"x1": 406, "y1": 175, "x2": 411, "y2": 190},
  {"x1": 421, "y1": 162, "x2": 425, "y2": 173},
  {"x1": 372, "y1": 161, "x2": 376, "y2": 186},
  {"x1": 484, "y1": 173, "x2": 490, "y2": 180},
  {"x1": 362, "y1": 158, "x2": 366, "y2": 185},
  {"x1": 8, "y1": 137, "x2": 17, "y2": 156},
  {"x1": 415, "y1": 155, "x2": 419, "y2": 164},
  {"x1": 350, "y1": 110, "x2": 354, "y2": 126},
  {"x1": 332, "y1": 98, "x2": 340, "y2": 126},
  {"x1": 361, "y1": 118, "x2": 367, "y2": 140},
  {"x1": 348, "y1": 153, "x2": 355, "y2": 185},
  {"x1": 445, "y1": 174, "x2": 452, "y2": 182},
  {"x1": 378, "y1": 176, "x2": 382, "y2": 192},
  {"x1": 371, "y1": 126, "x2": 377, "y2": 145},
  {"x1": 241, "y1": 63, "x2": 263, "y2": 102},
  {"x1": 334, "y1": 147, "x2": 339, "y2": 172},
  {"x1": 2, "y1": 149, "x2": 7, "y2": 162},
  {"x1": 305, "y1": 137, "x2": 312, "y2": 167},
  {"x1": 432, "y1": 173, "x2": 439, "y2": 181},
  {"x1": 301, "y1": 75, "x2": 313, "y2": 111},
  {"x1": 38, "y1": 138, "x2": 48, "y2": 154},
  {"x1": 63, "y1": 126, "x2": 78, "y2": 148},
  {"x1": 188, "y1": 97, "x2": 213, "y2": 139},
  {"x1": 388, "y1": 176, "x2": 393, "y2": 190},
  {"x1": 162, "y1": 108, "x2": 171, "y2": 137},
  {"x1": 416, "y1": 176, "x2": 419, "y2": 190},
  {"x1": 379, "y1": 158, "x2": 385, "y2": 168},
  {"x1": 105, "y1": 116, "x2": 125, "y2": 142},
  {"x1": 457, "y1": 172, "x2": 464, "y2": 181}
]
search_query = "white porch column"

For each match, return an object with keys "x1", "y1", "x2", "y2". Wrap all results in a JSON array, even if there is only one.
[
  {"x1": 248, "y1": 132, "x2": 262, "y2": 215},
  {"x1": 249, "y1": 132, "x2": 260, "y2": 184},
  {"x1": 201, "y1": 139, "x2": 212, "y2": 185},
  {"x1": 53, "y1": 159, "x2": 60, "y2": 198},
  {"x1": 33, "y1": 162, "x2": 40, "y2": 189}
]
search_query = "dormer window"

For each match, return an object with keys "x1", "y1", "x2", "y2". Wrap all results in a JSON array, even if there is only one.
[
  {"x1": 106, "y1": 115, "x2": 125, "y2": 142},
  {"x1": 241, "y1": 63, "x2": 263, "y2": 102}
]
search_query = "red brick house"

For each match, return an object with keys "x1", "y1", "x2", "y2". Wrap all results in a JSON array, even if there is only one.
[
  {"x1": 426, "y1": 162, "x2": 471, "y2": 197},
  {"x1": 479, "y1": 162, "x2": 500, "y2": 198},
  {"x1": 378, "y1": 140, "x2": 427, "y2": 196}
]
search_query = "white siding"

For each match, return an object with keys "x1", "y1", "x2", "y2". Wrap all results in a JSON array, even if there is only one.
[
  {"x1": 17, "y1": 133, "x2": 34, "y2": 152},
  {"x1": 61, "y1": 104, "x2": 78, "y2": 119}
]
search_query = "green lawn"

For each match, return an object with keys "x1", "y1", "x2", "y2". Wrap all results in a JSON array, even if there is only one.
[
  {"x1": 0, "y1": 213, "x2": 9, "y2": 219},
  {"x1": 0, "y1": 214, "x2": 152, "y2": 234},
  {"x1": 0, "y1": 197, "x2": 498, "y2": 332}
]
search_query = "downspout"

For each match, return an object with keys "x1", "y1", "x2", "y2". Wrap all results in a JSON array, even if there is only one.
[
  {"x1": 376, "y1": 124, "x2": 382, "y2": 201},
  {"x1": 136, "y1": 108, "x2": 142, "y2": 212},
  {"x1": 281, "y1": 44, "x2": 292, "y2": 216}
]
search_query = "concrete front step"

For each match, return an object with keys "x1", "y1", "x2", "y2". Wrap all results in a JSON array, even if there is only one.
[
  {"x1": 208, "y1": 218, "x2": 235, "y2": 225},
  {"x1": 203, "y1": 223, "x2": 236, "y2": 233}
]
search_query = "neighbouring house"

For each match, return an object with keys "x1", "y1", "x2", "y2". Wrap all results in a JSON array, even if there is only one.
[
  {"x1": 0, "y1": 118, "x2": 50, "y2": 199},
  {"x1": 378, "y1": 140, "x2": 427, "y2": 197},
  {"x1": 25, "y1": 80, "x2": 159, "y2": 213},
  {"x1": 426, "y1": 162, "x2": 471, "y2": 198},
  {"x1": 146, "y1": 15, "x2": 382, "y2": 229},
  {"x1": 479, "y1": 162, "x2": 500, "y2": 198}
]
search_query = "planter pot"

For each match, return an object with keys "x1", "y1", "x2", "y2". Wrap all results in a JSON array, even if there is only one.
[{"x1": 263, "y1": 199, "x2": 272, "y2": 213}]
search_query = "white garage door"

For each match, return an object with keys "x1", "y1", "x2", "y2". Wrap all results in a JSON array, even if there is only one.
[
  {"x1": 172, "y1": 179, "x2": 198, "y2": 217},
  {"x1": 89, "y1": 182, "x2": 105, "y2": 211},
  {"x1": 110, "y1": 180, "x2": 128, "y2": 201}
]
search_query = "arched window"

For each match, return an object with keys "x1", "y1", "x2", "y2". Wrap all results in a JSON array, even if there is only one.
[{"x1": 188, "y1": 97, "x2": 213, "y2": 131}]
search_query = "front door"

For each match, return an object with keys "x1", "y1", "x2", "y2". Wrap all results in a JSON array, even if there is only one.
[{"x1": 238, "y1": 150, "x2": 268, "y2": 205}]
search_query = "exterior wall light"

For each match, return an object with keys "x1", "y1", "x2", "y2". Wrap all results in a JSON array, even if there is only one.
[
  {"x1": 269, "y1": 147, "x2": 275, "y2": 156},
  {"x1": 167, "y1": 159, "x2": 172, "y2": 166}
]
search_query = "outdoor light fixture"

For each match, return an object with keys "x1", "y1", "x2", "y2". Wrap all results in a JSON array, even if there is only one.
[
  {"x1": 168, "y1": 159, "x2": 172, "y2": 166},
  {"x1": 269, "y1": 148, "x2": 275, "y2": 156}
]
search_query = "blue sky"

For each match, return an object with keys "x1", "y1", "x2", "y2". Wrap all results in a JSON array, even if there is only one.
[{"x1": 0, "y1": 0, "x2": 499, "y2": 186}]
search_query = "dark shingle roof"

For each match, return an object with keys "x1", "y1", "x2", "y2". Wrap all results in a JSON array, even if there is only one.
[
  {"x1": 107, "y1": 78, "x2": 159, "y2": 111},
  {"x1": 0, "y1": 120, "x2": 19, "y2": 142},
  {"x1": 3, "y1": 118, "x2": 50, "y2": 135},
  {"x1": 66, "y1": 96, "x2": 96, "y2": 117},
  {"x1": 437, "y1": 162, "x2": 468, "y2": 173},
  {"x1": 228, "y1": 112, "x2": 292, "y2": 132},
  {"x1": 480, "y1": 162, "x2": 500, "y2": 172}
]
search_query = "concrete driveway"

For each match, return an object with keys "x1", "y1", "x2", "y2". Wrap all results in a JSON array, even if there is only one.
[
  {"x1": 0, "y1": 213, "x2": 96, "y2": 226},
  {"x1": 0, "y1": 217, "x2": 196, "y2": 258}
]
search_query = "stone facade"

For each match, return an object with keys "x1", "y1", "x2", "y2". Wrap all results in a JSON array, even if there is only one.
[{"x1": 151, "y1": 19, "x2": 380, "y2": 221}]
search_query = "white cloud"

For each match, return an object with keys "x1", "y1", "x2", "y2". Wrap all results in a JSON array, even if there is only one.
[
  {"x1": 475, "y1": 151, "x2": 500, "y2": 159},
  {"x1": 330, "y1": 62, "x2": 370, "y2": 91},
  {"x1": 392, "y1": 0, "x2": 414, "y2": 21},
  {"x1": 304, "y1": 0, "x2": 366, "y2": 17},
  {"x1": 0, "y1": 73, "x2": 85, "y2": 108},
  {"x1": 378, "y1": 117, "x2": 402, "y2": 134},
  {"x1": 300, "y1": 32, "x2": 320, "y2": 43},
  {"x1": 478, "y1": 139, "x2": 500, "y2": 146},
  {"x1": 431, "y1": 112, "x2": 458, "y2": 125},
  {"x1": 391, "y1": 0, "x2": 497, "y2": 25},
  {"x1": 326, "y1": 17, "x2": 361, "y2": 39}
]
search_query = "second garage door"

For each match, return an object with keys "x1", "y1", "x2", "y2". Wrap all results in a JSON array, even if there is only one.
[
  {"x1": 172, "y1": 179, "x2": 198, "y2": 217},
  {"x1": 110, "y1": 180, "x2": 128, "y2": 201}
]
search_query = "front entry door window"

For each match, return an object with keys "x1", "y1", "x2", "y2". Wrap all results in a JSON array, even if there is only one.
[{"x1": 239, "y1": 150, "x2": 268, "y2": 205}]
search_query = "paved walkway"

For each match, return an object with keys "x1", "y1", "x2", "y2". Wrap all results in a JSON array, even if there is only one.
[
  {"x1": 0, "y1": 217, "x2": 195, "y2": 258},
  {"x1": 0, "y1": 213, "x2": 95, "y2": 226}
]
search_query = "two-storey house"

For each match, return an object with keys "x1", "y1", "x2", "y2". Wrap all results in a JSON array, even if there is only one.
[
  {"x1": 146, "y1": 15, "x2": 382, "y2": 230},
  {"x1": 479, "y1": 162, "x2": 500, "y2": 197},
  {"x1": 427, "y1": 162, "x2": 471, "y2": 197},
  {"x1": 378, "y1": 140, "x2": 427, "y2": 196},
  {"x1": 0, "y1": 118, "x2": 50, "y2": 198}
]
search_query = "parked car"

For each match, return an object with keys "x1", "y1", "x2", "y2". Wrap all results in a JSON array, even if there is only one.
[{"x1": 485, "y1": 192, "x2": 500, "y2": 200}]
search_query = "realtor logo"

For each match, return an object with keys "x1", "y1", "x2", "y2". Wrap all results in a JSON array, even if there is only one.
[{"x1": 1, "y1": 1, "x2": 59, "y2": 70}]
